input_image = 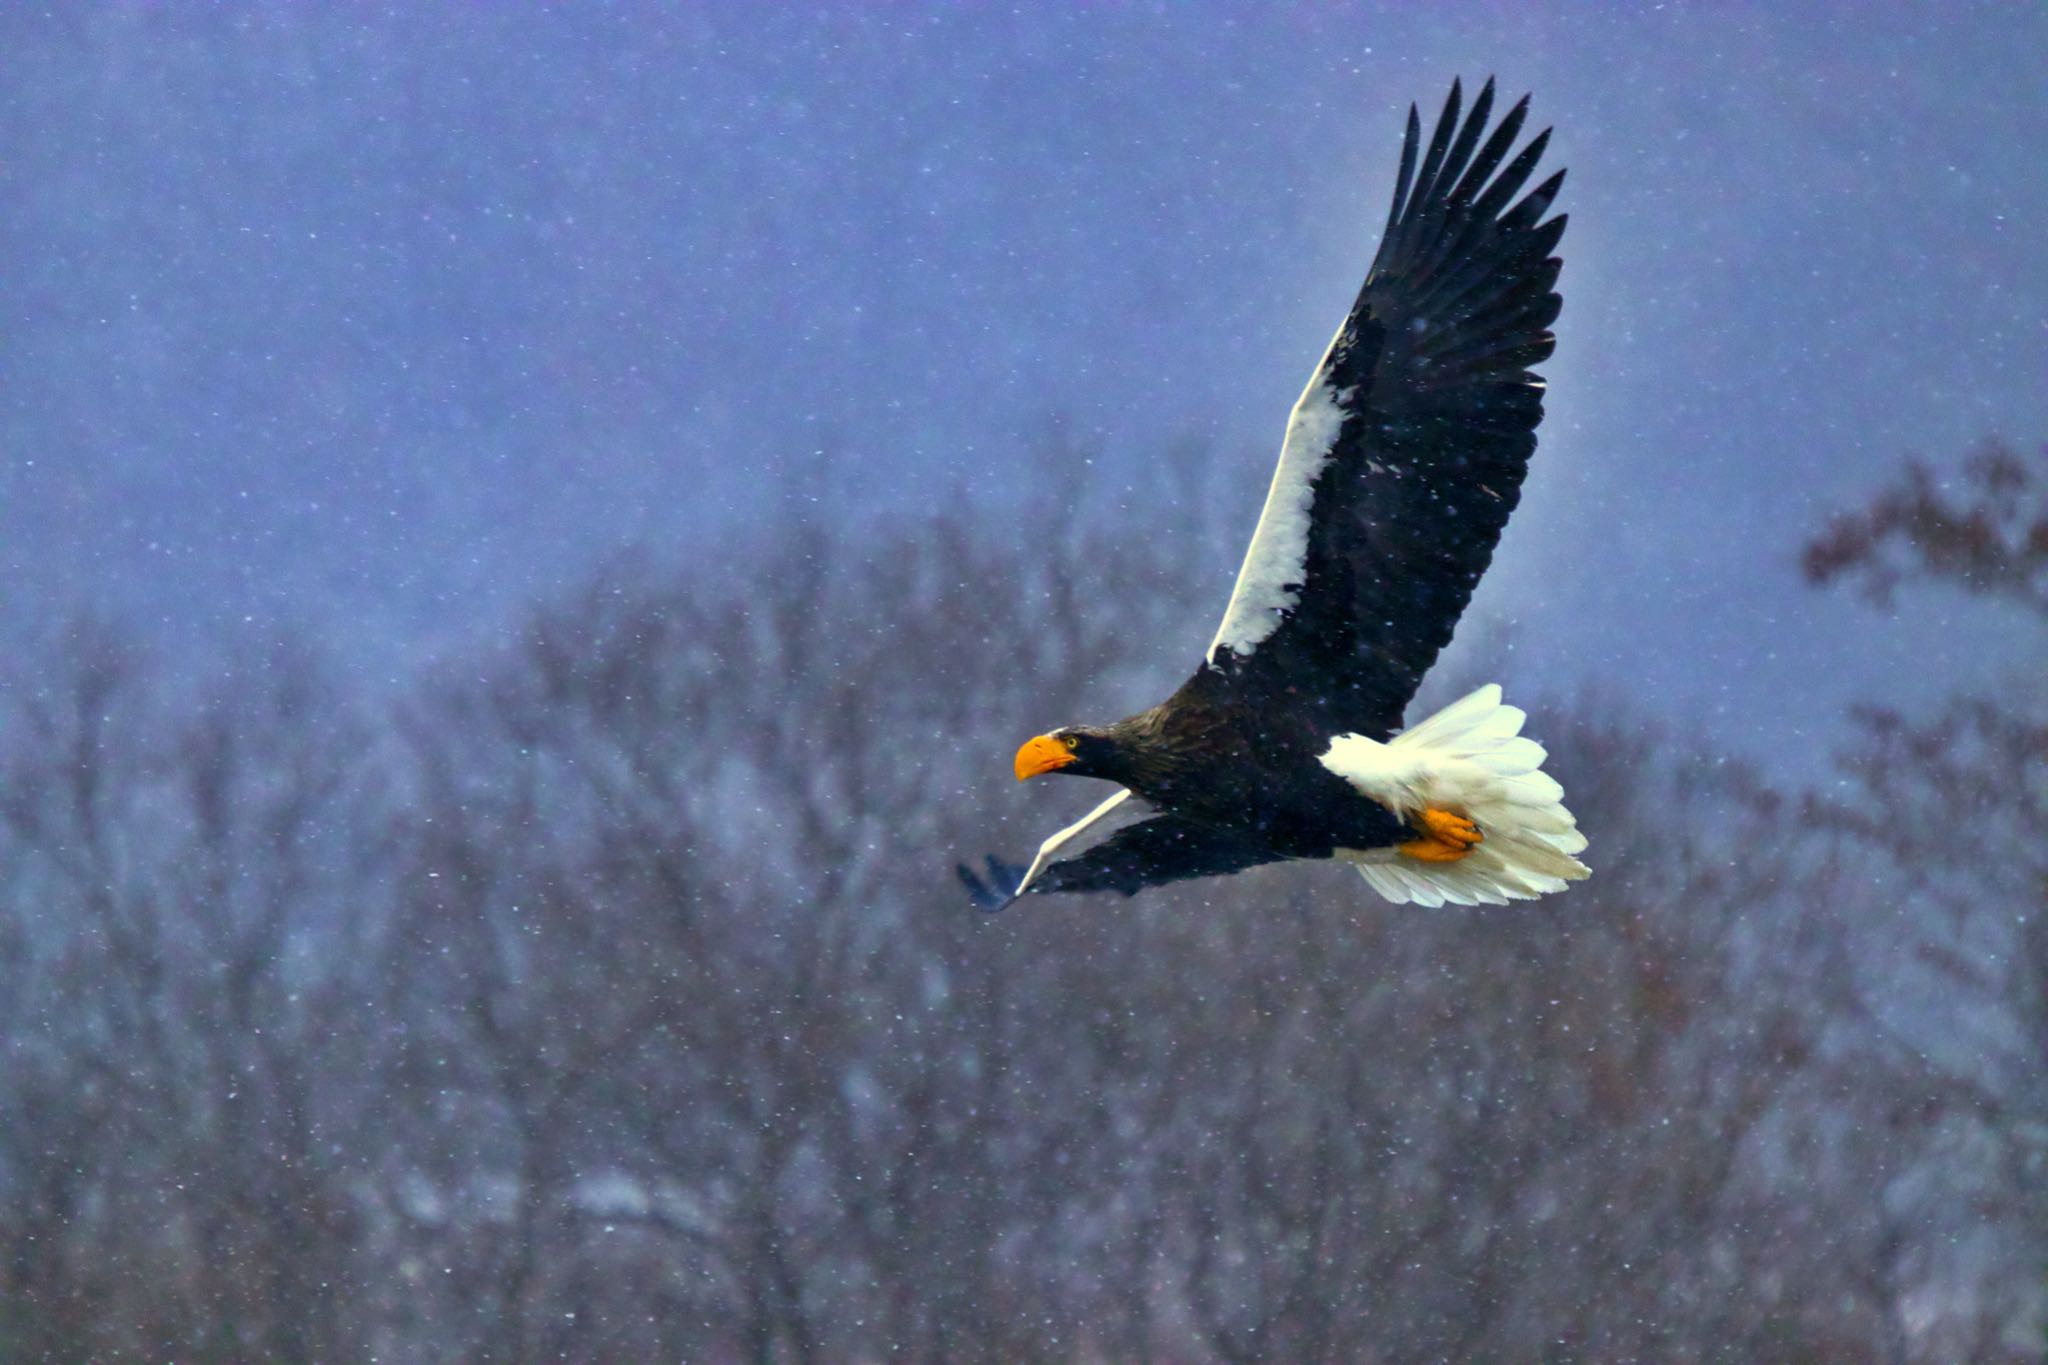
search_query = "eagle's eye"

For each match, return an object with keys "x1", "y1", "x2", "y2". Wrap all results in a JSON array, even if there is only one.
[{"x1": 1061, "y1": 734, "x2": 1079, "y2": 751}]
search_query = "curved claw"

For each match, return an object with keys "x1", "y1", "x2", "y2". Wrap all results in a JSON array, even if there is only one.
[
  {"x1": 1399, "y1": 807, "x2": 1482, "y2": 863},
  {"x1": 1418, "y1": 808, "x2": 1482, "y2": 847}
]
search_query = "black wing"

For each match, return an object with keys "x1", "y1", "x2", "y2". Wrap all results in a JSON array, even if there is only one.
[
  {"x1": 958, "y1": 816, "x2": 1286, "y2": 911},
  {"x1": 1200, "y1": 78, "x2": 1566, "y2": 740}
]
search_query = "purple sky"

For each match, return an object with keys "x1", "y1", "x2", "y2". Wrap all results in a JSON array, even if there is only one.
[{"x1": 5, "y1": 4, "x2": 2043, "y2": 770}]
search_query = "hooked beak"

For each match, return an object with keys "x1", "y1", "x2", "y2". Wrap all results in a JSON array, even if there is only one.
[{"x1": 1013, "y1": 733, "x2": 1076, "y2": 781}]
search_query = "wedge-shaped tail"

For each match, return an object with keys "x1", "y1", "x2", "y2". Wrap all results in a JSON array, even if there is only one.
[{"x1": 1320, "y1": 684, "x2": 1589, "y2": 906}]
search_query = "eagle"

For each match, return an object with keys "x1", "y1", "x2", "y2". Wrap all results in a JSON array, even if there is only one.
[{"x1": 962, "y1": 78, "x2": 1590, "y2": 912}]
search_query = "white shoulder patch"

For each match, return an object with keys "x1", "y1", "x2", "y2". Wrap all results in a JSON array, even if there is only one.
[{"x1": 1206, "y1": 330, "x2": 1352, "y2": 664}]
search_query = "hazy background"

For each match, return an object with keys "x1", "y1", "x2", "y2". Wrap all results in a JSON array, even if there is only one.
[
  {"x1": 6, "y1": 4, "x2": 2044, "y2": 763},
  {"x1": 2, "y1": 6, "x2": 2044, "y2": 1362}
]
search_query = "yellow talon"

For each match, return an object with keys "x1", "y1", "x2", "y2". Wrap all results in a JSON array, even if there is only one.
[{"x1": 1399, "y1": 807, "x2": 1481, "y2": 863}]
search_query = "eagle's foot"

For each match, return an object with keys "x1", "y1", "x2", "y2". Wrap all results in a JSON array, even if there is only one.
[{"x1": 1399, "y1": 808, "x2": 1481, "y2": 863}]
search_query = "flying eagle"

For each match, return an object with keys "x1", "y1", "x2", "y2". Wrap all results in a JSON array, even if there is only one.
[{"x1": 962, "y1": 78, "x2": 1589, "y2": 911}]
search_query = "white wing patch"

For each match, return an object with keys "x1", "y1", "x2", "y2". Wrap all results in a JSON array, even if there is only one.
[{"x1": 1206, "y1": 328, "x2": 1352, "y2": 664}]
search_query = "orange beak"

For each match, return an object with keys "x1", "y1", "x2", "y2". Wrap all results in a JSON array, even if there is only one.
[{"x1": 1014, "y1": 733, "x2": 1076, "y2": 781}]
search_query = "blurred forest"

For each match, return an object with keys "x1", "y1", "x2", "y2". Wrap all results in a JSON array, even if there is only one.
[{"x1": 0, "y1": 436, "x2": 2041, "y2": 1363}]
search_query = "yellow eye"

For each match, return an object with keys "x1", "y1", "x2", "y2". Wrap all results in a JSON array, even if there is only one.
[{"x1": 1062, "y1": 735, "x2": 1079, "y2": 751}]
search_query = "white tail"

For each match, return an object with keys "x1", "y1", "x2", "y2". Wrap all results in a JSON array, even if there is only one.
[{"x1": 1319, "y1": 684, "x2": 1590, "y2": 907}]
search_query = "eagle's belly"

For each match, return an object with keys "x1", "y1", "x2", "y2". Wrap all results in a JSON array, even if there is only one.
[{"x1": 1136, "y1": 753, "x2": 1406, "y2": 859}]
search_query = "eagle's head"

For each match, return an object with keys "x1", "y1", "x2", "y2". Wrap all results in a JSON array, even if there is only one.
[{"x1": 1013, "y1": 726, "x2": 1123, "y2": 782}]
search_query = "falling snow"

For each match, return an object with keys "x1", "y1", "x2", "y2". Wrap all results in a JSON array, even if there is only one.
[{"x1": 0, "y1": 6, "x2": 2043, "y2": 1361}]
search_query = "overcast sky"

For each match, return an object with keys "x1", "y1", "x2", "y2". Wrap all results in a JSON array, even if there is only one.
[{"x1": 5, "y1": 4, "x2": 2043, "y2": 770}]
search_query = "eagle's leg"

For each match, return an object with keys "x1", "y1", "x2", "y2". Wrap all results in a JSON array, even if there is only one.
[{"x1": 1398, "y1": 807, "x2": 1482, "y2": 863}]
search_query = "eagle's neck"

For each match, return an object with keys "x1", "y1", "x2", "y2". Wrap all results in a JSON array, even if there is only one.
[{"x1": 1104, "y1": 709, "x2": 1204, "y2": 803}]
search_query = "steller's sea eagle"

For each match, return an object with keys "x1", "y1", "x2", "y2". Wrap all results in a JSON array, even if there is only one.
[{"x1": 961, "y1": 78, "x2": 1590, "y2": 912}]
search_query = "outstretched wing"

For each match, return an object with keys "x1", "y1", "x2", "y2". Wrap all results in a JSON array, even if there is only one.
[
  {"x1": 1202, "y1": 78, "x2": 1567, "y2": 740},
  {"x1": 959, "y1": 815, "x2": 1286, "y2": 911}
]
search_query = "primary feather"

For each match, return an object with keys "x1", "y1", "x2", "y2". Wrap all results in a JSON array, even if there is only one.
[{"x1": 1206, "y1": 75, "x2": 1567, "y2": 743}]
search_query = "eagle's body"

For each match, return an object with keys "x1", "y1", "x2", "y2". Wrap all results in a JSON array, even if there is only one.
[
  {"x1": 966, "y1": 78, "x2": 1591, "y2": 911},
  {"x1": 1070, "y1": 677, "x2": 1412, "y2": 858}
]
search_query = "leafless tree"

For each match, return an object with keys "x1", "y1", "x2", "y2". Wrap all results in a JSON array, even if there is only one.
[
  {"x1": 0, "y1": 625, "x2": 385, "y2": 1359},
  {"x1": 1801, "y1": 436, "x2": 2048, "y2": 1362},
  {"x1": 0, "y1": 438, "x2": 2038, "y2": 1361}
]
